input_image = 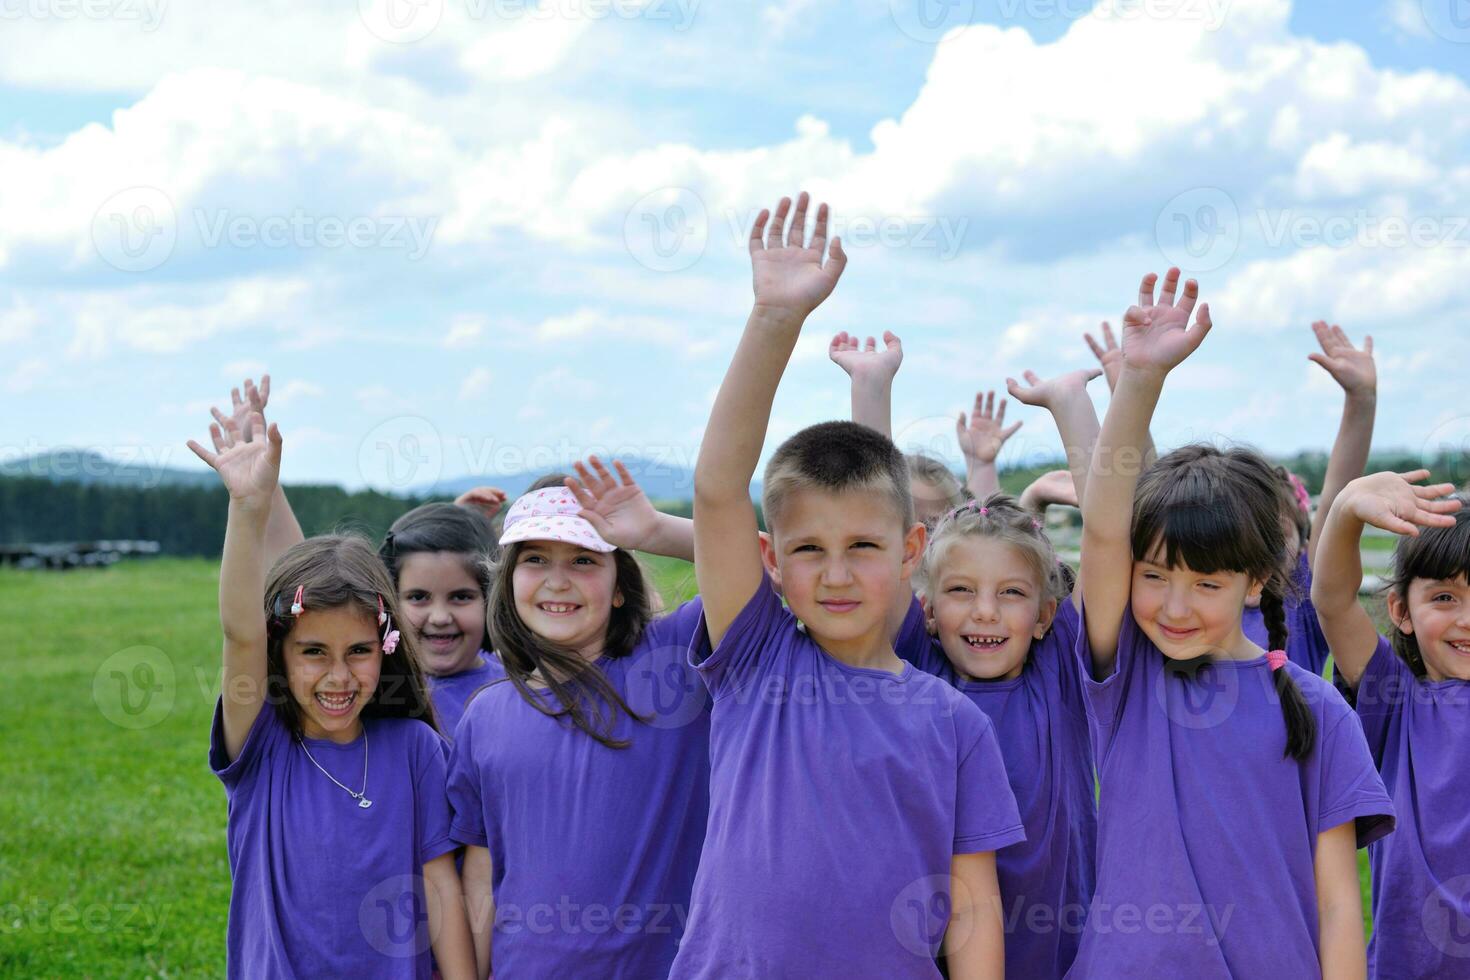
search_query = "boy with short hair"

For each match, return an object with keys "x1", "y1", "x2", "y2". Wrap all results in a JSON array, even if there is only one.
[{"x1": 669, "y1": 193, "x2": 1022, "y2": 980}]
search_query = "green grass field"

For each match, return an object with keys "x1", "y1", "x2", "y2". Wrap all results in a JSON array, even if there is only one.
[{"x1": 0, "y1": 558, "x2": 1372, "y2": 976}]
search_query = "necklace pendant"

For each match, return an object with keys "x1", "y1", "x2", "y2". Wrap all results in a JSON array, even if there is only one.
[{"x1": 358, "y1": 798, "x2": 373, "y2": 809}]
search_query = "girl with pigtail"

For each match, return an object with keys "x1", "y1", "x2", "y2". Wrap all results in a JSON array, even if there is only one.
[{"x1": 1069, "y1": 269, "x2": 1394, "y2": 978}]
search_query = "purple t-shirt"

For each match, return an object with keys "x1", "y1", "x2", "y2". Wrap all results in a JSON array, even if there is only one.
[
  {"x1": 446, "y1": 598, "x2": 709, "y2": 980},
  {"x1": 1067, "y1": 605, "x2": 1394, "y2": 978},
  {"x1": 1242, "y1": 551, "x2": 1331, "y2": 676},
  {"x1": 668, "y1": 576, "x2": 1025, "y2": 979},
  {"x1": 426, "y1": 651, "x2": 504, "y2": 740},
  {"x1": 901, "y1": 599, "x2": 1097, "y2": 979},
  {"x1": 209, "y1": 700, "x2": 455, "y2": 979},
  {"x1": 1345, "y1": 636, "x2": 1470, "y2": 979}
]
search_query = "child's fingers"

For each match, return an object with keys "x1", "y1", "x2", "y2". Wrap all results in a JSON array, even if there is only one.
[
  {"x1": 1363, "y1": 334, "x2": 1373, "y2": 356},
  {"x1": 766, "y1": 196, "x2": 791, "y2": 250},
  {"x1": 589, "y1": 456, "x2": 616, "y2": 488},
  {"x1": 955, "y1": 412, "x2": 967, "y2": 440},
  {"x1": 982, "y1": 390, "x2": 994, "y2": 417},
  {"x1": 786, "y1": 191, "x2": 809, "y2": 249},
  {"x1": 1002, "y1": 421, "x2": 1023, "y2": 439},
  {"x1": 1102, "y1": 320, "x2": 1117, "y2": 348},
  {"x1": 1176, "y1": 278, "x2": 1198, "y2": 315},
  {"x1": 265, "y1": 422, "x2": 282, "y2": 460},
  {"x1": 564, "y1": 476, "x2": 597, "y2": 510},
  {"x1": 613, "y1": 459, "x2": 636, "y2": 487},
  {"x1": 864, "y1": 336, "x2": 876, "y2": 352},
  {"x1": 258, "y1": 374, "x2": 270, "y2": 405},
  {"x1": 1085, "y1": 367, "x2": 1103, "y2": 381},
  {"x1": 1158, "y1": 268, "x2": 1181, "y2": 307},
  {"x1": 825, "y1": 236, "x2": 846, "y2": 277},
  {"x1": 995, "y1": 398, "x2": 1007, "y2": 427},
  {"x1": 1414, "y1": 491, "x2": 1462, "y2": 510},
  {"x1": 1084, "y1": 333, "x2": 1105, "y2": 359},
  {"x1": 810, "y1": 203, "x2": 829, "y2": 257},
  {"x1": 211, "y1": 405, "x2": 230, "y2": 428},
  {"x1": 1413, "y1": 508, "x2": 1461, "y2": 527},
  {"x1": 1189, "y1": 303, "x2": 1213, "y2": 343},
  {"x1": 209, "y1": 423, "x2": 229, "y2": 454},
  {"x1": 1306, "y1": 352, "x2": 1330, "y2": 372},
  {"x1": 1394, "y1": 469, "x2": 1433, "y2": 483},
  {"x1": 1023, "y1": 370, "x2": 1041, "y2": 386},
  {"x1": 882, "y1": 330, "x2": 901, "y2": 351},
  {"x1": 749, "y1": 209, "x2": 771, "y2": 254},
  {"x1": 1137, "y1": 274, "x2": 1158, "y2": 309},
  {"x1": 1122, "y1": 304, "x2": 1149, "y2": 327},
  {"x1": 230, "y1": 386, "x2": 243, "y2": 412},
  {"x1": 186, "y1": 440, "x2": 217, "y2": 468}
]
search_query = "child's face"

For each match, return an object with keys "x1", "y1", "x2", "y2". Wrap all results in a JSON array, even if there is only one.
[
  {"x1": 512, "y1": 540, "x2": 621, "y2": 661},
  {"x1": 762, "y1": 485, "x2": 924, "y2": 659},
  {"x1": 1390, "y1": 574, "x2": 1470, "y2": 682},
  {"x1": 283, "y1": 605, "x2": 383, "y2": 742},
  {"x1": 397, "y1": 552, "x2": 486, "y2": 677},
  {"x1": 910, "y1": 477, "x2": 951, "y2": 530},
  {"x1": 1130, "y1": 555, "x2": 1262, "y2": 660},
  {"x1": 928, "y1": 536, "x2": 1056, "y2": 682}
]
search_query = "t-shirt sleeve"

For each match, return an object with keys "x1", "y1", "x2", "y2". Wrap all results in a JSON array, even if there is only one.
[
  {"x1": 1044, "y1": 600, "x2": 1089, "y2": 716},
  {"x1": 893, "y1": 596, "x2": 932, "y2": 666},
  {"x1": 1315, "y1": 691, "x2": 1397, "y2": 849},
  {"x1": 1342, "y1": 635, "x2": 1407, "y2": 767},
  {"x1": 952, "y1": 699, "x2": 1027, "y2": 854},
  {"x1": 689, "y1": 572, "x2": 791, "y2": 701},
  {"x1": 1074, "y1": 601, "x2": 1141, "y2": 739},
  {"x1": 209, "y1": 698, "x2": 285, "y2": 791},
  {"x1": 446, "y1": 707, "x2": 489, "y2": 848},
  {"x1": 412, "y1": 725, "x2": 458, "y2": 866},
  {"x1": 644, "y1": 595, "x2": 707, "y2": 650}
]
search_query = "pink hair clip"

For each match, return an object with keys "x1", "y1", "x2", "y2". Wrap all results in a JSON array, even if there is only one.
[
  {"x1": 377, "y1": 594, "x2": 388, "y2": 626},
  {"x1": 382, "y1": 629, "x2": 401, "y2": 655},
  {"x1": 1287, "y1": 474, "x2": 1310, "y2": 515},
  {"x1": 979, "y1": 507, "x2": 989, "y2": 515},
  {"x1": 1266, "y1": 649, "x2": 1287, "y2": 672},
  {"x1": 376, "y1": 594, "x2": 399, "y2": 654},
  {"x1": 1032, "y1": 518, "x2": 1043, "y2": 530},
  {"x1": 289, "y1": 585, "x2": 305, "y2": 616}
]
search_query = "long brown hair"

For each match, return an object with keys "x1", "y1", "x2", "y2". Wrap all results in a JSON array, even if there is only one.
[
  {"x1": 264, "y1": 535, "x2": 439, "y2": 736},
  {"x1": 1132, "y1": 444, "x2": 1315, "y2": 760},
  {"x1": 1382, "y1": 494, "x2": 1470, "y2": 676},
  {"x1": 487, "y1": 536, "x2": 655, "y2": 749}
]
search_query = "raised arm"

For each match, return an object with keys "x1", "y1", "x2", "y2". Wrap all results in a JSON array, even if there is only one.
[
  {"x1": 1312, "y1": 471, "x2": 1460, "y2": 688},
  {"x1": 694, "y1": 192, "x2": 847, "y2": 647},
  {"x1": 212, "y1": 375, "x2": 305, "y2": 566},
  {"x1": 187, "y1": 413, "x2": 282, "y2": 762},
  {"x1": 565, "y1": 456, "x2": 694, "y2": 562},
  {"x1": 1305, "y1": 322, "x2": 1377, "y2": 569},
  {"x1": 829, "y1": 330, "x2": 902, "y2": 437},
  {"x1": 1085, "y1": 321, "x2": 1156, "y2": 466},
  {"x1": 1081, "y1": 270, "x2": 1211, "y2": 673},
  {"x1": 1005, "y1": 368, "x2": 1101, "y2": 507},
  {"x1": 957, "y1": 391, "x2": 1022, "y2": 500}
]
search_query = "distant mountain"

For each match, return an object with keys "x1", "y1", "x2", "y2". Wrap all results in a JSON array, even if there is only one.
[
  {"x1": 0, "y1": 450, "x2": 219, "y2": 488},
  {"x1": 421, "y1": 456, "x2": 754, "y2": 503}
]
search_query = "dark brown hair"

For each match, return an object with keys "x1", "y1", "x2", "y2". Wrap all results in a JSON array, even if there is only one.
[
  {"x1": 264, "y1": 535, "x2": 439, "y2": 736},
  {"x1": 487, "y1": 536, "x2": 655, "y2": 749},
  {"x1": 762, "y1": 420, "x2": 914, "y2": 530},
  {"x1": 1132, "y1": 444, "x2": 1315, "y2": 760},
  {"x1": 1382, "y1": 494, "x2": 1470, "y2": 677},
  {"x1": 379, "y1": 501, "x2": 497, "y2": 652}
]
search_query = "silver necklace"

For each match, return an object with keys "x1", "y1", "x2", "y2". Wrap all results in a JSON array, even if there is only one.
[{"x1": 296, "y1": 727, "x2": 372, "y2": 809}]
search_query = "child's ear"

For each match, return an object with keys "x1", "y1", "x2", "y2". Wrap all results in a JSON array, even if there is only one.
[
  {"x1": 901, "y1": 522, "x2": 928, "y2": 578},
  {"x1": 612, "y1": 589, "x2": 625, "y2": 609},
  {"x1": 918, "y1": 593, "x2": 935, "y2": 634},
  {"x1": 1034, "y1": 596, "x2": 1059, "y2": 639},
  {"x1": 757, "y1": 530, "x2": 783, "y2": 592},
  {"x1": 1386, "y1": 590, "x2": 1414, "y2": 635},
  {"x1": 1245, "y1": 578, "x2": 1265, "y2": 605}
]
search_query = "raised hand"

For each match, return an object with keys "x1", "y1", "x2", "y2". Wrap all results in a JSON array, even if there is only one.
[
  {"x1": 1341, "y1": 470, "x2": 1461, "y2": 537},
  {"x1": 1005, "y1": 367, "x2": 1103, "y2": 410},
  {"x1": 956, "y1": 391, "x2": 1022, "y2": 465},
  {"x1": 829, "y1": 330, "x2": 903, "y2": 384},
  {"x1": 455, "y1": 486, "x2": 508, "y2": 521},
  {"x1": 214, "y1": 375, "x2": 271, "y2": 444},
  {"x1": 1307, "y1": 321, "x2": 1375, "y2": 397},
  {"x1": 565, "y1": 457, "x2": 662, "y2": 552},
  {"x1": 1120, "y1": 269, "x2": 1212, "y2": 375},
  {"x1": 188, "y1": 412, "x2": 281, "y2": 509},
  {"x1": 1083, "y1": 322, "x2": 1123, "y2": 393},
  {"x1": 750, "y1": 192, "x2": 847, "y2": 319}
]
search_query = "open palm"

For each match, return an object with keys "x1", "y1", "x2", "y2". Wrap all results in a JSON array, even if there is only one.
[
  {"x1": 956, "y1": 390, "x2": 1022, "y2": 465},
  {"x1": 1307, "y1": 321, "x2": 1375, "y2": 396},
  {"x1": 188, "y1": 413, "x2": 281, "y2": 507},
  {"x1": 750, "y1": 192, "x2": 847, "y2": 317},
  {"x1": 1120, "y1": 269, "x2": 1212, "y2": 373},
  {"x1": 1005, "y1": 368, "x2": 1102, "y2": 410},
  {"x1": 829, "y1": 331, "x2": 903, "y2": 384},
  {"x1": 565, "y1": 457, "x2": 659, "y2": 551}
]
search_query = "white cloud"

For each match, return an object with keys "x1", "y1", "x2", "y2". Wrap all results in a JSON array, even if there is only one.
[
  {"x1": 4, "y1": 356, "x2": 47, "y2": 394},
  {"x1": 222, "y1": 360, "x2": 268, "y2": 380},
  {"x1": 443, "y1": 315, "x2": 485, "y2": 348},
  {"x1": 272, "y1": 380, "x2": 325, "y2": 407},
  {"x1": 1387, "y1": 0, "x2": 1433, "y2": 40},
  {"x1": 458, "y1": 366, "x2": 494, "y2": 402}
]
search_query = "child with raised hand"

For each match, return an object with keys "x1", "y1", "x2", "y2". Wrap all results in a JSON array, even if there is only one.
[
  {"x1": 1311, "y1": 469, "x2": 1466, "y2": 978},
  {"x1": 205, "y1": 374, "x2": 306, "y2": 562},
  {"x1": 1071, "y1": 270, "x2": 1394, "y2": 977},
  {"x1": 188, "y1": 416, "x2": 475, "y2": 980},
  {"x1": 445, "y1": 459, "x2": 708, "y2": 980},
  {"x1": 673, "y1": 192, "x2": 1022, "y2": 980},
  {"x1": 1242, "y1": 322, "x2": 1378, "y2": 675},
  {"x1": 379, "y1": 501, "x2": 503, "y2": 738}
]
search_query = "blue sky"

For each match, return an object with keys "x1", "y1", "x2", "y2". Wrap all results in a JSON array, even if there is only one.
[{"x1": 2, "y1": 0, "x2": 1468, "y2": 491}]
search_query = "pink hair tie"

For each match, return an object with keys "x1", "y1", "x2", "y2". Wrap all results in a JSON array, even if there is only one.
[
  {"x1": 1032, "y1": 518, "x2": 1043, "y2": 529},
  {"x1": 1287, "y1": 474, "x2": 1310, "y2": 515},
  {"x1": 289, "y1": 585, "x2": 305, "y2": 616},
  {"x1": 376, "y1": 594, "x2": 399, "y2": 654},
  {"x1": 1266, "y1": 649, "x2": 1287, "y2": 671},
  {"x1": 377, "y1": 594, "x2": 388, "y2": 626},
  {"x1": 979, "y1": 507, "x2": 989, "y2": 515}
]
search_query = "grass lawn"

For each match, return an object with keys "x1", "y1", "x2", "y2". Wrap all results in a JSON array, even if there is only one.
[{"x1": 0, "y1": 557, "x2": 1374, "y2": 976}]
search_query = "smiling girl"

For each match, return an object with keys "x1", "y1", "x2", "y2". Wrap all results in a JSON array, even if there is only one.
[{"x1": 190, "y1": 415, "x2": 474, "y2": 980}]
